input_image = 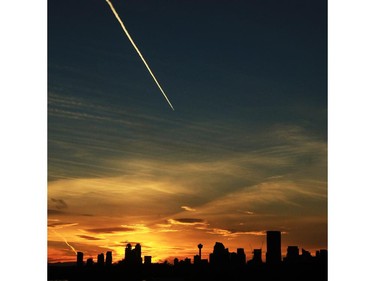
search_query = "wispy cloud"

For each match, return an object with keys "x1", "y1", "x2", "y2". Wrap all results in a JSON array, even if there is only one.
[
  {"x1": 77, "y1": 235, "x2": 104, "y2": 241},
  {"x1": 85, "y1": 226, "x2": 134, "y2": 234},
  {"x1": 48, "y1": 222, "x2": 78, "y2": 228},
  {"x1": 48, "y1": 122, "x2": 326, "y2": 261},
  {"x1": 168, "y1": 218, "x2": 205, "y2": 225},
  {"x1": 207, "y1": 228, "x2": 267, "y2": 237},
  {"x1": 48, "y1": 209, "x2": 66, "y2": 216},
  {"x1": 50, "y1": 198, "x2": 68, "y2": 209},
  {"x1": 181, "y1": 206, "x2": 196, "y2": 212},
  {"x1": 48, "y1": 240, "x2": 112, "y2": 263}
]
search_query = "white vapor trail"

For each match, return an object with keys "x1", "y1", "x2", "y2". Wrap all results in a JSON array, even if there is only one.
[
  {"x1": 53, "y1": 229, "x2": 78, "y2": 255},
  {"x1": 105, "y1": 0, "x2": 175, "y2": 111}
]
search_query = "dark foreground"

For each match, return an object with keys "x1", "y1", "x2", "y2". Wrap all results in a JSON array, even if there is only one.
[{"x1": 48, "y1": 261, "x2": 327, "y2": 281}]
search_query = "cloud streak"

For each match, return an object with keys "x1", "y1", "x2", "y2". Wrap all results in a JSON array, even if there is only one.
[
  {"x1": 48, "y1": 222, "x2": 78, "y2": 228},
  {"x1": 168, "y1": 218, "x2": 205, "y2": 225},
  {"x1": 181, "y1": 206, "x2": 196, "y2": 212},
  {"x1": 85, "y1": 226, "x2": 134, "y2": 234},
  {"x1": 77, "y1": 235, "x2": 104, "y2": 241},
  {"x1": 50, "y1": 198, "x2": 68, "y2": 209},
  {"x1": 47, "y1": 123, "x2": 326, "y2": 261},
  {"x1": 207, "y1": 228, "x2": 267, "y2": 238},
  {"x1": 105, "y1": 0, "x2": 174, "y2": 110},
  {"x1": 52, "y1": 229, "x2": 77, "y2": 255}
]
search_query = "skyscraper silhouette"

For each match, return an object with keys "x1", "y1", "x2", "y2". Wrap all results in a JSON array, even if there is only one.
[
  {"x1": 134, "y1": 243, "x2": 142, "y2": 264},
  {"x1": 106, "y1": 251, "x2": 112, "y2": 266},
  {"x1": 286, "y1": 246, "x2": 299, "y2": 263},
  {"x1": 301, "y1": 248, "x2": 312, "y2": 262},
  {"x1": 49, "y1": 239, "x2": 328, "y2": 281},
  {"x1": 97, "y1": 253, "x2": 104, "y2": 266},
  {"x1": 193, "y1": 255, "x2": 200, "y2": 264},
  {"x1": 144, "y1": 256, "x2": 152, "y2": 265},
  {"x1": 252, "y1": 249, "x2": 262, "y2": 264},
  {"x1": 266, "y1": 231, "x2": 281, "y2": 264},
  {"x1": 76, "y1": 252, "x2": 84, "y2": 267},
  {"x1": 124, "y1": 243, "x2": 142, "y2": 265},
  {"x1": 210, "y1": 242, "x2": 229, "y2": 267},
  {"x1": 125, "y1": 243, "x2": 132, "y2": 261},
  {"x1": 236, "y1": 248, "x2": 246, "y2": 265},
  {"x1": 316, "y1": 249, "x2": 328, "y2": 261}
]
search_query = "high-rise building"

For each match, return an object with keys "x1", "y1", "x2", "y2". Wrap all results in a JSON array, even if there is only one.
[
  {"x1": 252, "y1": 249, "x2": 262, "y2": 264},
  {"x1": 286, "y1": 246, "x2": 299, "y2": 262},
  {"x1": 134, "y1": 243, "x2": 142, "y2": 264},
  {"x1": 210, "y1": 242, "x2": 229, "y2": 266},
  {"x1": 229, "y1": 252, "x2": 238, "y2": 265},
  {"x1": 77, "y1": 252, "x2": 84, "y2": 267},
  {"x1": 194, "y1": 255, "x2": 200, "y2": 264},
  {"x1": 97, "y1": 253, "x2": 105, "y2": 266},
  {"x1": 106, "y1": 251, "x2": 112, "y2": 266},
  {"x1": 125, "y1": 243, "x2": 132, "y2": 261},
  {"x1": 144, "y1": 256, "x2": 152, "y2": 265},
  {"x1": 266, "y1": 231, "x2": 281, "y2": 264},
  {"x1": 301, "y1": 248, "x2": 312, "y2": 262},
  {"x1": 237, "y1": 248, "x2": 246, "y2": 265},
  {"x1": 316, "y1": 249, "x2": 328, "y2": 264},
  {"x1": 124, "y1": 243, "x2": 142, "y2": 265},
  {"x1": 316, "y1": 249, "x2": 327, "y2": 259}
]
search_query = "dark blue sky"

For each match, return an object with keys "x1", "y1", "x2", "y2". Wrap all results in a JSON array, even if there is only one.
[
  {"x1": 49, "y1": 0, "x2": 327, "y2": 179},
  {"x1": 49, "y1": 0, "x2": 326, "y2": 114}
]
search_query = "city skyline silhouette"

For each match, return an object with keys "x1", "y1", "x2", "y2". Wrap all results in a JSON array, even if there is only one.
[
  {"x1": 49, "y1": 231, "x2": 327, "y2": 265},
  {"x1": 49, "y1": 231, "x2": 327, "y2": 281},
  {"x1": 48, "y1": 228, "x2": 326, "y2": 264}
]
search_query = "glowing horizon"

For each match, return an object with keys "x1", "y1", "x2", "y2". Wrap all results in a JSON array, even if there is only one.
[
  {"x1": 48, "y1": 222, "x2": 326, "y2": 264},
  {"x1": 48, "y1": 160, "x2": 327, "y2": 263},
  {"x1": 48, "y1": 226, "x2": 326, "y2": 264}
]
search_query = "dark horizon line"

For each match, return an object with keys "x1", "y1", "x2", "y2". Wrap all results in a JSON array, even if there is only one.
[{"x1": 49, "y1": 239, "x2": 327, "y2": 265}]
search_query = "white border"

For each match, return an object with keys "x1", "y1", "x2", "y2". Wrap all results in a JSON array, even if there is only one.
[
  {"x1": 0, "y1": 1, "x2": 47, "y2": 280},
  {"x1": 1, "y1": 0, "x2": 375, "y2": 279},
  {"x1": 329, "y1": 0, "x2": 375, "y2": 279}
]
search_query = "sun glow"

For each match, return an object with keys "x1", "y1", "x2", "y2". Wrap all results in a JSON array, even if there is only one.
[{"x1": 48, "y1": 132, "x2": 327, "y2": 264}]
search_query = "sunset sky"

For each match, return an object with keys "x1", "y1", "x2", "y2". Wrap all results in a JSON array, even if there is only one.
[{"x1": 48, "y1": 0, "x2": 327, "y2": 263}]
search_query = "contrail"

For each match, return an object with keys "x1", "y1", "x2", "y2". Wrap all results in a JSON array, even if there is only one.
[
  {"x1": 53, "y1": 230, "x2": 77, "y2": 255},
  {"x1": 105, "y1": 0, "x2": 175, "y2": 111}
]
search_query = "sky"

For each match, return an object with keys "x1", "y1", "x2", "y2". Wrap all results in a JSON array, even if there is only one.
[{"x1": 48, "y1": 0, "x2": 327, "y2": 263}]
